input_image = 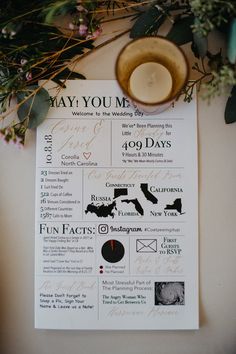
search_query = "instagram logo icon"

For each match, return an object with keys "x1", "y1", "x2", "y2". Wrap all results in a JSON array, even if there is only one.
[{"x1": 98, "y1": 224, "x2": 109, "y2": 234}]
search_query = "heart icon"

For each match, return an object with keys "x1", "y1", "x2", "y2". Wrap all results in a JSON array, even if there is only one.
[{"x1": 83, "y1": 152, "x2": 91, "y2": 160}]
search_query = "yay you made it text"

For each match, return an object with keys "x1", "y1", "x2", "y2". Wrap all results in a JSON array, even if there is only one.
[{"x1": 49, "y1": 95, "x2": 130, "y2": 109}]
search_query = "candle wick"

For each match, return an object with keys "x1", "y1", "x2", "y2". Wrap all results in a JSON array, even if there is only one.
[
  {"x1": 128, "y1": 62, "x2": 173, "y2": 103},
  {"x1": 148, "y1": 72, "x2": 157, "y2": 87}
]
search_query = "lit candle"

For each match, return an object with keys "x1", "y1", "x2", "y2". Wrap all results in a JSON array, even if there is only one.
[{"x1": 128, "y1": 62, "x2": 173, "y2": 104}]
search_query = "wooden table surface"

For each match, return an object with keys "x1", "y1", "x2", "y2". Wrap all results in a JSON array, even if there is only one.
[{"x1": 0, "y1": 19, "x2": 236, "y2": 354}]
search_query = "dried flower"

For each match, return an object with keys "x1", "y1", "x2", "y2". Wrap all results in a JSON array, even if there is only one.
[
  {"x1": 203, "y1": 65, "x2": 236, "y2": 99},
  {"x1": 26, "y1": 72, "x2": 33, "y2": 81},
  {"x1": 78, "y1": 24, "x2": 88, "y2": 36},
  {"x1": 0, "y1": 125, "x2": 26, "y2": 148},
  {"x1": 1, "y1": 23, "x2": 21, "y2": 39},
  {"x1": 20, "y1": 59, "x2": 28, "y2": 66},
  {"x1": 91, "y1": 27, "x2": 102, "y2": 39},
  {"x1": 190, "y1": 0, "x2": 236, "y2": 36}
]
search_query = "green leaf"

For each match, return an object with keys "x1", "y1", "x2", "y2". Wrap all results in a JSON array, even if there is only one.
[
  {"x1": 0, "y1": 64, "x2": 10, "y2": 87},
  {"x1": 69, "y1": 72, "x2": 86, "y2": 80},
  {"x1": 193, "y1": 18, "x2": 207, "y2": 58},
  {"x1": 43, "y1": 0, "x2": 77, "y2": 24},
  {"x1": 225, "y1": 86, "x2": 236, "y2": 124},
  {"x1": 227, "y1": 18, "x2": 236, "y2": 64},
  {"x1": 54, "y1": 68, "x2": 86, "y2": 80},
  {"x1": 16, "y1": 85, "x2": 50, "y2": 129},
  {"x1": 193, "y1": 32, "x2": 207, "y2": 58},
  {"x1": 51, "y1": 78, "x2": 66, "y2": 88},
  {"x1": 130, "y1": 5, "x2": 166, "y2": 38},
  {"x1": 191, "y1": 41, "x2": 200, "y2": 59},
  {"x1": 167, "y1": 16, "x2": 194, "y2": 45},
  {"x1": 51, "y1": 69, "x2": 86, "y2": 88}
]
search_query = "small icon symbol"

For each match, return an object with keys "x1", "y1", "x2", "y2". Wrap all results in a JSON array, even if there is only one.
[
  {"x1": 101, "y1": 240, "x2": 125, "y2": 263},
  {"x1": 98, "y1": 224, "x2": 109, "y2": 234},
  {"x1": 83, "y1": 152, "x2": 91, "y2": 160},
  {"x1": 136, "y1": 239, "x2": 157, "y2": 253}
]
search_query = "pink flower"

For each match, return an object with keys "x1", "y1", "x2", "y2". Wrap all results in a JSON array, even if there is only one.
[
  {"x1": 86, "y1": 27, "x2": 102, "y2": 40},
  {"x1": 26, "y1": 72, "x2": 32, "y2": 81},
  {"x1": 78, "y1": 24, "x2": 88, "y2": 37},
  {"x1": 92, "y1": 27, "x2": 102, "y2": 39}
]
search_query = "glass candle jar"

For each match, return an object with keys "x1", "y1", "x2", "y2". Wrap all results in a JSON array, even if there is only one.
[{"x1": 115, "y1": 36, "x2": 189, "y2": 114}]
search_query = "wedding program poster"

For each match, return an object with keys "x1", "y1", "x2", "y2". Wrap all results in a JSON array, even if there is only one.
[{"x1": 35, "y1": 80, "x2": 198, "y2": 330}]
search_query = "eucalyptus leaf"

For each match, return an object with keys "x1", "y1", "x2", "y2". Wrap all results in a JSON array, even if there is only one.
[
  {"x1": 193, "y1": 18, "x2": 207, "y2": 58},
  {"x1": 17, "y1": 85, "x2": 50, "y2": 129},
  {"x1": 193, "y1": 32, "x2": 207, "y2": 58},
  {"x1": 191, "y1": 41, "x2": 200, "y2": 59},
  {"x1": 167, "y1": 16, "x2": 194, "y2": 45},
  {"x1": 130, "y1": 5, "x2": 166, "y2": 38},
  {"x1": 225, "y1": 86, "x2": 236, "y2": 124},
  {"x1": 43, "y1": 0, "x2": 77, "y2": 24}
]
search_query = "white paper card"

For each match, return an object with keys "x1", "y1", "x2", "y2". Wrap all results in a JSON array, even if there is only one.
[{"x1": 35, "y1": 80, "x2": 198, "y2": 330}]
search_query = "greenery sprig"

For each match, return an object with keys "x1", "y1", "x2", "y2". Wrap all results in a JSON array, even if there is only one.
[{"x1": 1, "y1": 0, "x2": 236, "y2": 147}]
